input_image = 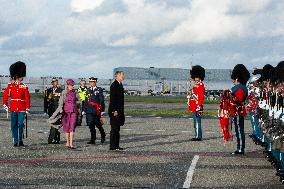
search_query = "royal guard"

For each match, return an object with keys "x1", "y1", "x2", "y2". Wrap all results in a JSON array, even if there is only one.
[
  {"x1": 2, "y1": 61, "x2": 30, "y2": 147},
  {"x1": 188, "y1": 65, "x2": 205, "y2": 141},
  {"x1": 218, "y1": 90, "x2": 232, "y2": 144},
  {"x1": 83, "y1": 77, "x2": 106, "y2": 144},
  {"x1": 44, "y1": 78, "x2": 63, "y2": 144},
  {"x1": 230, "y1": 64, "x2": 250, "y2": 155}
]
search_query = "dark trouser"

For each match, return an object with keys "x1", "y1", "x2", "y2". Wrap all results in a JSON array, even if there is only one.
[
  {"x1": 48, "y1": 127, "x2": 60, "y2": 144},
  {"x1": 77, "y1": 101, "x2": 85, "y2": 126},
  {"x1": 10, "y1": 112, "x2": 25, "y2": 145},
  {"x1": 233, "y1": 116, "x2": 245, "y2": 152},
  {"x1": 193, "y1": 113, "x2": 202, "y2": 139},
  {"x1": 86, "y1": 113, "x2": 106, "y2": 142},
  {"x1": 110, "y1": 124, "x2": 121, "y2": 149}
]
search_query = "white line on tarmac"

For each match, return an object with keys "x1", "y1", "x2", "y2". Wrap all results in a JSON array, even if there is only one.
[
  {"x1": 181, "y1": 131, "x2": 191, "y2": 133},
  {"x1": 183, "y1": 155, "x2": 199, "y2": 189},
  {"x1": 154, "y1": 130, "x2": 165, "y2": 132},
  {"x1": 122, "y1": 129, "x2": 134, "y2": 131}
]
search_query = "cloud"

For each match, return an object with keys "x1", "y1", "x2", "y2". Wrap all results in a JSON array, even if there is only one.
[
  {"x1": 154, "y1": 0, "x2": 249, "y2": 45},
  {"x1": 109, "y1": 35, "x2": 139, "y2": 47},
  {"x1": 229, "y1": 0, "x2": 271, "y2": 13},
  {"x1": 70, "y1": 0, "x2": 105, "y2": 13},
  {"x1": 0, "y1": 0, "x2": 284, "y2": 78}
]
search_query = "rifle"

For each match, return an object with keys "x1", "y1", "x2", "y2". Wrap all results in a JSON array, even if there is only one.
[{"x1": 26, "y1": 113, "x2": 28, "y2": 138}]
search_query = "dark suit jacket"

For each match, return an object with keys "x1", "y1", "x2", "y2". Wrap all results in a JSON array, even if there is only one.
[{"x1": 108, "y1": 80, "x2": 125, "y2": 126}]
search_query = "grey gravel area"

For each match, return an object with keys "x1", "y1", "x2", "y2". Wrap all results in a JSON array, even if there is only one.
[{"x1": 0, "y1": 112, "x2": 282, "y2": 189}]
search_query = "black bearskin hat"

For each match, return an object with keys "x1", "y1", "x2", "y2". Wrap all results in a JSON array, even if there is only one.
[
  {"x1": 9, "y1": 61, "x2": 26, "y2": 80},
  {"x1": 190, "y1": 65, "x2": 205, "y2": 81},
  {"x1": 231, "y1": 64, "x2": 250, "y2": 85},
  {"x1": 252, "y1": 68, "x2": 262, "y2": 75},
  {"x1": 276, "y1": 61, "x2": 284, "y2": 82},
  {"x1": 260, "y1": 64, "x2": 274, "y2": 81},
  {"x1": 269, "y1": 67, "x2": 278, "y2": 84}
]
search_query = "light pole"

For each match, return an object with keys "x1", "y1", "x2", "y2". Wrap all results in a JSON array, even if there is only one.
[{"x1": 0, "y1": 75, "x2": 3, "y2": 92}]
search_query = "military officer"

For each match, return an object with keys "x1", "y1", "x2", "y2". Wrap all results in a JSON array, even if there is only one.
[
  {"x1": 44, "y1": 78, "x2": 63, "y2": 144},
  {"x1": 2, "y1": 61, "x2": 30, "y2": 147},
  {"x1": 83, "y1": 77, "x2": 106, "y2": 144}
]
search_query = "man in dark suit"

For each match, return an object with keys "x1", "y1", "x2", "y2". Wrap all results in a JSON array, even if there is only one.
[{"x1": 108, "y1": 71, "x2": 125, "y2": 151}]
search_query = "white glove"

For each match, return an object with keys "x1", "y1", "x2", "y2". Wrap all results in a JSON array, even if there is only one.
[
  {"x1": 101, "y1": 112, "x2": 105, "y2": 116},
  {"x1": 82, "y1": 111, "x2": 85, "y2": 115},
  {"x1": 26, "y1": 109, "x2": 30, "y2": 114},
  {"x1": 3, "y1": 105, "x2": 9, "y2": 112}
]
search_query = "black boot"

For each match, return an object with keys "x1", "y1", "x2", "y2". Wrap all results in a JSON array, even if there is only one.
[
  {"x1": 88, "y1": 127, "x2": 96, "y2": 145},
  {"x1": 101, "y1": 134, "x2": 106, "y2": 144},
  {"x1": 19, "y1": 141, "x2": 24, "y2": 147},
  {"x1": 48, "y1": 127, "x2": 56, "y2": 144},
  {"x1": 54, "y1": 130, "x2": 60, "y2": 144}
]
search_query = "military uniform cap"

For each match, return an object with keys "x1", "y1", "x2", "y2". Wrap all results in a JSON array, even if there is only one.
[{"x1": 89, "y1": 77, "x2": 98, "y2": 82}]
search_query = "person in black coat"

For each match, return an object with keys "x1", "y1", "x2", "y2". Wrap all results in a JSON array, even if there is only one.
[{"x1": 108, "y1": 71, "x2": 125, "y2": 151}]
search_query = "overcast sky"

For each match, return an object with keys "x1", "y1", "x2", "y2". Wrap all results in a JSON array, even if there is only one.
[{"x1": 0, "y1": 0, "x2": 283, "y2": 78}]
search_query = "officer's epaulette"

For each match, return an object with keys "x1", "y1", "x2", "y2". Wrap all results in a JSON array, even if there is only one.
[{"x1": 19, "y1": 83, "x2": 28, "y2": 88}]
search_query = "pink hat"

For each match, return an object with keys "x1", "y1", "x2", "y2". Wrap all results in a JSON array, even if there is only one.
[{"x1": 66, "y1": 79, "x2": 75, "y2": 86}]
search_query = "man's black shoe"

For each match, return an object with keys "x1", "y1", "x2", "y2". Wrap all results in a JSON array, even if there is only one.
[
  {"x1": 13, "y1": 144, "x2": 18, "y2": 147},
  {"x1": 19, "y1": 141, "x2": 24, "y2": 147},
  {"x1": 109, "y1": 147, "x2": 116, "y2": 151},
  {"x1": 231, "y1": 150, "x2": 244, "y2": 155},
  {"x1": 87, "y1": 141, "x2": 95, "y2": 145},
  {"x1": 191, "y1": 138, "x2": 202, "y2": 141},
  {"x1": 116, "y1": 147, "x2": 125, "y2": 151}
]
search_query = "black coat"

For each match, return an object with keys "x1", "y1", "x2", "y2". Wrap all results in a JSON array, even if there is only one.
[{"x1": 108, "y1": 80, "x2": 125, "y2": 126}]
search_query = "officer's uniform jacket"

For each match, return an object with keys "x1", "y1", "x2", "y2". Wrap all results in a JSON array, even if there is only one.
[
  {"x1": 84, "y1": 86, "x2": 105, "y2": 116},
  {"x1": 44, "y1": 87, "x2": 63, "y2": 115}
]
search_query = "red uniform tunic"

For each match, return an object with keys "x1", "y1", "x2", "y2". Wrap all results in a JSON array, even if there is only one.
[
  {"x1": 230, "y1": 84, "x2": 248, "y2": 116},
  {"x1": 218, "y1": 90, "x2": 232, "y2": 142},
  {"x1": 189, "y1": 81, "x2": 205, "y2": 113},
  {"x1": 2, "y1": 82, "x2": 31, "y2": 112}
]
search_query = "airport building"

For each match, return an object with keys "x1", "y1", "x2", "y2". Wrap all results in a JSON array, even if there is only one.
[
  {"x1": 0, "y1": 67, "x2": 234, "y2": 96},
  {"x1": 113, "y1": 67, "x2": 233, "y2": 95}
]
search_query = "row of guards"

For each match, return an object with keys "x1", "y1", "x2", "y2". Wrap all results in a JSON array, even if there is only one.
[
  {"x1": 187, "y1": 61, "x2": 284, "y2": 184},
  {"x1": 217, "y1": 62, "x2": 284, "y2": 184}
]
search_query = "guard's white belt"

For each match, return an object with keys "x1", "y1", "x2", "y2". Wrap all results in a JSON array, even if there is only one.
[{"x1": 11, "y1": 99, "x2": 26, "y2": 102}]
